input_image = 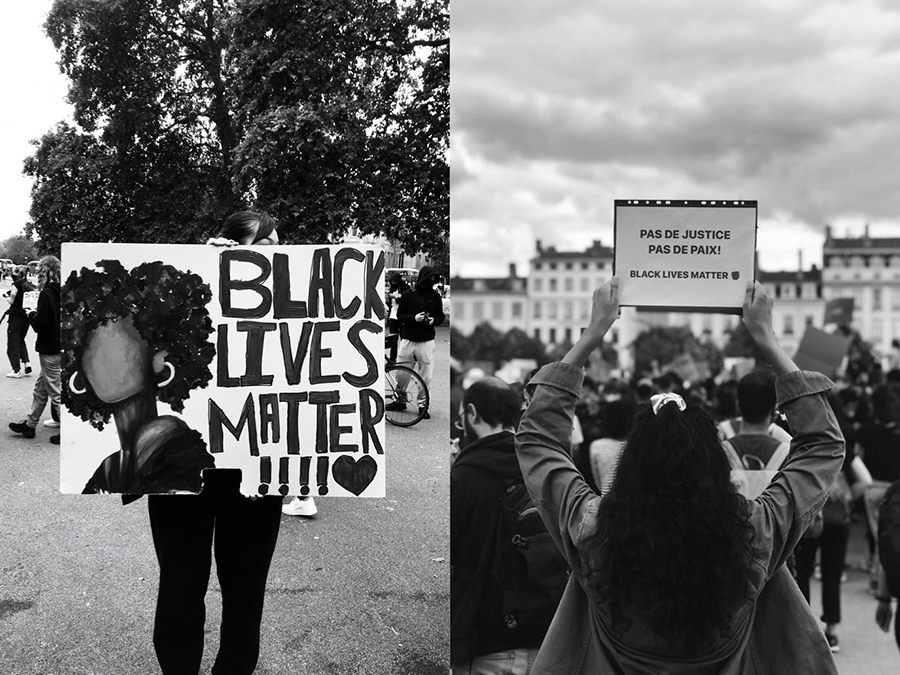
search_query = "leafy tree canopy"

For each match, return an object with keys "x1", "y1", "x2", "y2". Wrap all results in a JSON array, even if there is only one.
[
  {"x1": 0, "y1": 235, "x2": 39, "y2": 264},
  {"x1": 26, "y1": 0, "x2": 447, "y2": 259}
]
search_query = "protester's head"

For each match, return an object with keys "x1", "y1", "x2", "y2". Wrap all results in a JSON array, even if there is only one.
[
  {"x1": 218, "y1": 210, "x2": 278, "y2": 245},
  {"x1": 604, "y1": 397, "x2": 636, "y2": 440},
  {"x1": 38, "y1": 256, "x2": 60, "y2": 289},
  {"x1": 13, "y1": 265, "x2": 28, "y2": 281},
  {"x1": 737, "y1": 369, "x2": 776, "y2": 424},
  {"x1": 387, "y1": 271, "x2": 403, "y2": 291},
  {"x1": 871, "y1": 384, "x2": 900, "y2": 426},
  {"x1": 416, "y1": 265, "x2": 440, "y2": 289},
  {"x1": 595, "y1": 395, "x2": 754, "y2": 654},
  {"x1": 461, "y1": 376, "x2": 520, "y2": 442}
]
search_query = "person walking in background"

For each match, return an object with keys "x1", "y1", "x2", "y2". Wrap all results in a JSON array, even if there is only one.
[
  {"x1": 515, "y1": 278, "x2": 844, "y2": 673},
  {"x1": 7, "y1": 256, "x2": 61, "y2": 444},
  {"x1": 388, "y1": 265, "x2": 445, "y2": 420},
  {"x1": 5, "y1": 265, "x2": 34, "y2": 379},
  {"x1": 385, "y1": 271, "x2": 410, "y2": 363},
  {"x1": 793, "y1": 392, "x2": 873, "y2": 653}
]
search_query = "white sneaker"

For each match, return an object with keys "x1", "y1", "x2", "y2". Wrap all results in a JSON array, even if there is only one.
[
  {"x1": 43, "y1": 419, "x2": 60, "y2": 428},
  {"x1": 282, "y1": 496, "x2": 317, "y2": 517},
  {"x1": 5, "y1": 371, "x2": 23, "y2": 378}
]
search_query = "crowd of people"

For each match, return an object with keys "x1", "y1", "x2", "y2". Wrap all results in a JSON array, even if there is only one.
[{"x1": 451, "y1": 277, "x2": 900, "y2": 674}]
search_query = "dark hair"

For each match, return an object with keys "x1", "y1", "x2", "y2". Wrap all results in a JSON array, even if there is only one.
[
  {"x1": 604, "y1": 398, "x2": 636, "y2": 440},
  {"x1": 61, "y1": 260, "x2": 216, "y2": 430},
  {"x1": 218, "y1": 210, "x2": 277, "y2": 244},
  {"x1": 737, "y1": 369, "x2": 776, "y2": 424},
  {"x1": 594, "y1": 403, "x2": 754, "y2": 654},
  {"x1": 463, "y1": 377, "x2": 521, "y2": 428}
]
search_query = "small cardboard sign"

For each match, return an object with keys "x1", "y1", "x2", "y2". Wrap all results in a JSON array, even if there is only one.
[
  {"x1": 614, "y1": 200, "x2": 757, "y2": 313},
  {"x1": 823, "y1": 298, "x2": 854, "y2": 326},
  {"x1": 793, "y1": 326, "x2": 851, "y2": 379},
  {"x1": 22, "y1": 291, "x2": 39, "y2": 313}
]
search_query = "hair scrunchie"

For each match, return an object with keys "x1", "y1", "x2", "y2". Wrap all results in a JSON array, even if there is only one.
[{"x1": 651, "y1": 392, "x2": 686, "y2": 415}]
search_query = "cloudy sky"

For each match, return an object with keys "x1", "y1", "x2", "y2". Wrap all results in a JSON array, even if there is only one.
[
  {"x1": 0, "y1": 4, "x2": 70, "y2": 243},
  {"x1": 450, "y1": 0, "x2": 900, "y2": 278}
]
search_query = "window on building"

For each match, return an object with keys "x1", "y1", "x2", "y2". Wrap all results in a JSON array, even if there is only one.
[
  {"x1": 564, "y1": 278, "x2": 573, "y2": 291},
  {"x1": 549, "y1": 279, "x2": 557, "y2": 292},
  {"x1": 453, "y1": 302, "x2": 464, "y2": 319},
  {"x1": 564, "y1": 301, "x2": 573, "y2": 320},
  {"x1": 611, "y1": 329, "x2": 618, "y2": 344},
  {"x1": 781, "y1": 285, "x2": 794, "y2": 299},
  {"x1": 892, "y1": 290, "x2": 900, "y2": 311},
  {"x1": 597, "y1": 262, "x2": 605, "y2": 270},
  {"x1": 550, "y1": 263, "x2": 557, "y2": 270},
  {"x1": 533, "y1": 301, "x2": 542, "y2": 319},
  {"x1": 533, "y1": 278, "x2": 543, "y2": 292},
  {"x1": 580, "y1": 300, "x2": 589, "y2": 319},
  {"x1": 565, "y1": 262, "x2": 572, "y2": 270},
  {"x1": 492, "y1": 301, "x2": 503, "y2": 320},
  {"x1": 534, "y1": 328, "x2": 542, "y2": 341},
  {"x1": 534, "y1": 262, "x2": 542, "y2": 271},
  {"x1": 512, "y1": 302, "x2": 523, "y2": 319},
  {"x1": 549, "y1": 302, "x2": 558, "y2": 319},
  {"x1": 870, "y1": 318, "x2": 883, "y2": 341},
  {"x1": 806, "y1": 315, "x2": 814, "y2": 326},
  {"x1": 582, "y1": 262, "x2": 589, "y2": 270},
  {"x1": 783, "y1": 315, "x2": 794, "y2": 336},
  {"x1": 564, "y1": 327, "x2": 572, "y2": 344},
  {"x1": 873, "y1": 289, "x2": 883, "y2": 311},
  {"x1": 473, "y1": 301, "x2": 484, "y2": 321},
  {"x1": 580, "y1": 277, "x2": 589, "y2": 292},
  {"x1": 549, "y1": 327, "x2": 557, "y2": 343}
]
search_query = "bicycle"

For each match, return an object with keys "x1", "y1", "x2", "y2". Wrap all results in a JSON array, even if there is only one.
[{"x1": 384, "y1": 334, "x2": 429, "y2": 427}]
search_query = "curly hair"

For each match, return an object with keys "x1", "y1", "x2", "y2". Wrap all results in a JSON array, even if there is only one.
[
  {"x1": 593, "y1": 402, "x2": 755, "y2": 654},
  {"x1": 61, "y1": 259, "x2": 216, "y2": 430},
  {"x1": 38, "y1": 255, "x2": 61, "y2": 289}
]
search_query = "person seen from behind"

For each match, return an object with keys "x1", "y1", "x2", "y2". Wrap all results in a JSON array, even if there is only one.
[
  {"x1": 8, "y1": 256, "x2": 61, "y2": 443},
  {"x1": 451, "y1": 376, "x2": 558, "y2": 674},
  {"x1": 515, "y1": 277, "x2": 845, "y2": 673}
]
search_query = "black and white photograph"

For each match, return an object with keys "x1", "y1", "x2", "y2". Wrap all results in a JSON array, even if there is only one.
[
  {"x1": 450, "y1": 1, "x2": 900, "y2": 673},
  {"x1": 1, "y1": 1, "x2": 448, "y2": 673}
]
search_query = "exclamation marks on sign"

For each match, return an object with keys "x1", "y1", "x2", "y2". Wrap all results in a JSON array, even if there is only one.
[
  {"x1": 258, "y1": 457, "x2": 272, "y2": 495},
  {"x1": 299, "y1": 456, "x2": 311, "y2": 496},
  {"x1": 278, "y1": 457, "x2": 290, "y2": 496},
  {"x1": 317, "y1": 456, "x2": 329, "y2": 496}
]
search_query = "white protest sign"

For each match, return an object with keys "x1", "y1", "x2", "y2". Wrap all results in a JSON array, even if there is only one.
[
  {"x1": 22, "y1": 290, "x2": 39, "y2": 312},
  {"x1": 614, "y1": 200, "x2": 757, "y2": 313},
  {"x1": 60, "y1": 243, "x2": 386, "y2": 498}
]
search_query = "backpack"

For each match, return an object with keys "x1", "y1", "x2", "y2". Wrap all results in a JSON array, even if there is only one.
[
  {"x1": 822, "y1": 472, "x2": 853, "y2": 526},
  {"x1": 878, "y1": 479, "x2": 900, "y2": 597},
  {"x1": 723, "y1": 438, "x2": 790, "y2": 499},
  {"x1": 492, "y1": 480, "x2": 569, "y2": 634}
]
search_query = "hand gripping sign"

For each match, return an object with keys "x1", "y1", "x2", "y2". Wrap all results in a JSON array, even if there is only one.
[
  {"x1": 614, "y1": 200, "x2": 758, "y2": 313},
  {"x1": 60, "y1": 243, "x2": 385, "y2": 498}
]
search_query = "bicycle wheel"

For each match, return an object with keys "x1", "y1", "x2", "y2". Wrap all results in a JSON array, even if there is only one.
[{"x1": 384, "y1": 364, "x2": 429, "y2": 427}]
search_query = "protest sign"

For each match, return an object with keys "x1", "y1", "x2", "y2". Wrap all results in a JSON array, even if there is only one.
[
  {"x1": 823, "y1": 297, "x2": 854, "y2": 326},
  {"x1": 793, "y1": 325, "x2": 851, "y2": 379},
  {"x1": 22, "y1": 290, "x2": 39, "y2": 312},
  {"x1": 614, "y1": 200, "x2": 757, "y2": 313},
  {"x1": 60, "y1": 243, "x2": 386, "y2": 498}
]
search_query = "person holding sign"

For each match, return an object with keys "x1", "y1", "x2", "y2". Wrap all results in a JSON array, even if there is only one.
[
  {"x1": 515, "y1": 278, "x2": 844, "y2": 673},
  {"x1": 142, "y1": 211, "x2": 286, "y2": 675},
  {"x1": 4, "y1": 265, "x2": 34, "y2": 378}
]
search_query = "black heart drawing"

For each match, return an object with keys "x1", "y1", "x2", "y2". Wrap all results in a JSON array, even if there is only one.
[{"x1": 332, "y1": 455, "x2": 378, "y2": 496}]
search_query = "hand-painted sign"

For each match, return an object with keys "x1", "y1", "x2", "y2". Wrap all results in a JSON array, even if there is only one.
[
  {"x1": 60, "y1": 243, "x2": 386, "y2": 497},
  {"x1": 22, "y1": 290, "x2": 39, "y2": 313},
  {"x1": 614, "y1": 200, "x2": 757, "y2": 313}
]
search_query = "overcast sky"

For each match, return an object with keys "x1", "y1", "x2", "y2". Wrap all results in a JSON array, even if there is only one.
[
  {"x1": 450, "y1": 0, "x2": 900, "y2": 278},
  {"x1": 0, "y1": 3, "x2": 70, "y2": 243}
]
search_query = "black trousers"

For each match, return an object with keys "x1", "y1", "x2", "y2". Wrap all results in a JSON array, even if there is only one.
[
  {"x1": 6, "y1": 314, "x2": 30, "y2": 371},
  {"x1": 148, "y1": 472, "x2": 283, "y2": 675},
  {"x1": 794, "y1": 522, "x2": 850, "y2": 625}
]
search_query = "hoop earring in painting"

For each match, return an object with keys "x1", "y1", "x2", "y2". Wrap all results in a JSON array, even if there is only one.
[
  {"x1": 69, "y1": 371, "x2": 87, "y2": 395},
  {"x1": 157, "y1": 361, "x2": 176, "y2": 388}
]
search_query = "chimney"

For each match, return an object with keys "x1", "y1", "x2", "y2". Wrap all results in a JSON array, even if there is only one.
[
  {"x1": 536, "y1": 239, "x2": 543, "y2": 253},
  {"x1": 825, "y1": 224, "x2": 832, "y2": 241},
  {"x1": 798, "y1": 249, "x2": 803, "y2": 272},
  {"x1": 509, "y1": 262, "x2": 517, "y2": 278},
  {"x1": 865, "y1": 224, "x2": 870, "y2": 239}
]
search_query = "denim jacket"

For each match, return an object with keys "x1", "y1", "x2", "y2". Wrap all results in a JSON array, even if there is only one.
[{"x1": 516, "y1": 363, "x2": 844, "y2": 674}]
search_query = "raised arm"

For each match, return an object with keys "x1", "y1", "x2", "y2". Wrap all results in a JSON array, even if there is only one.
[{"x1": 515, "y1": 278, "x2": 620, "y2": 561}]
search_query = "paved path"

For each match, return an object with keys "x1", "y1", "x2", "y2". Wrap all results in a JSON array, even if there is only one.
[{"x1": 0, "y1": 278, "x2": 450, "y2": 674}]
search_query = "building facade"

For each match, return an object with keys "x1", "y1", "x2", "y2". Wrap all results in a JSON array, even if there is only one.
[{"x1": 451, "y1": 228, "x2": 899, "y2": 370}]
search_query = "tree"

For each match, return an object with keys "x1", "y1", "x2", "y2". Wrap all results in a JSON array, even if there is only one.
[
  {"x1": 0, "y1": 235, "x2": 38, "y2": 264},
  {"x1": 631, "y1": 325, "x2": 721, "y2": 379},
  {"x1": 499, "y1": 327, "x2": 545, "y2": 362},
  {"x1": 465, "y1": 322, "x2": 506, "y2": 369},
  {"x1": 26, "y1": 0, "x2": 447, "y2": 258}
]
